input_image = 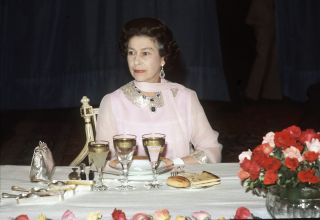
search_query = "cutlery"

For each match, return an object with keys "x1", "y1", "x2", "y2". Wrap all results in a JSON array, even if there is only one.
[
  {"x1": 2, "y1": 191, "x2": 65, "y2": 204},
  {"x1": 2, "y1": 192, "x2": 40, "y2": 199},
  {"x1": 11, "y1": 185, "x2": 48, "y2": 193},
  {"x1": 157, "y1": 164, "x2": 174, "y2": 175},
  {"x1": 169, "y1": 165, "x2": 184, "y2": 176},
  {"x1": 11, "y1": 185, "x2": 65, "y2": 197}
]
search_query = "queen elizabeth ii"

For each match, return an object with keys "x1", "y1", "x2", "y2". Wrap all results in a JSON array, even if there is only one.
[{"x1": 96, "y1": 17, "x2": 222, "y2": 165}]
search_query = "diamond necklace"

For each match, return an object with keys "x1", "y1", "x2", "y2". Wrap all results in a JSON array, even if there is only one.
[{"x1": 121, "y1": 81, "x2": 164, "y2": 112}]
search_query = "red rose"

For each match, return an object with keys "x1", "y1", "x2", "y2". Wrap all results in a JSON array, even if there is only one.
[
  {"x1": 259, "y1": 156, "x2": 273, "y2": 170},
  {"x1": 261, "y1": 143, "x2": 273, "y2": 155},
  {"x1": 264, "y1": 157, "x2": 281, "y2": 171},
  {"x1": 234, "y1": 207, "x2": 252, "y2": 219},
  {"x1": 298, "y1": 169, "x2": 320, "y2": 184},
  {"x1": 112, "y1": 208, "x2": 127, "y2": 220},
  {"x1": 240, "y1": 158, "x2": 251, "y2": 170},
  {"x1": 292, "y1": 142, "x2": 304, "y2": 152},
  {"x1": 249, "y1": 164, "x2": 261, "y2": 180},
  {"x1": 253, "y1": 143, "x2": 273, "y2": 155},
  {"x1": 283, "y1": 125, "x2": 301, "y2": 138},
  {"x1": 263, "y1": 170, "x2": 278, "y2": 185},
  {"x1": 299, "y1": 129, "x2": 318, "y2": 143},
  {"x1": 303, "y1": 151, "x2": 318, "y2": 162},
  {"x1": 15, "y1": 215, "x2": 29, "y2": 220},
  {"x1": 242, "y1": 159, "x2": 261, "y2": 181},
  {"x1": 238, "y1": 168, "x2": 250, "y2": 181},
  {"x1": 240, "y1": 158, "x2": 261, "y2": 181},
  {"x1": 284, "y1": 157, "x2": 299, "y2": 171},
  {"x1": 252, "y1": 151, "x2": 267, "y2": 168},
  {"x1": 274, "y1": 131, "x2": 296, "y2": 149}
]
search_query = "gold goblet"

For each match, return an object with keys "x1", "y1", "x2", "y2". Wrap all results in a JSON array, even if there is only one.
[
  {"x1": 88, "y1": 141, "x2": 109, "y2": 191},
  {"x1": 113, "y1": 134, "x2": 137, "y2": 190},
  {"x1": 142, "y1": 133, "x2": 166, "y2": 189}
]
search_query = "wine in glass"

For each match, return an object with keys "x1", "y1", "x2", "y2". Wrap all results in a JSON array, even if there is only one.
[
  {"x1": 142, "y1": 133, "x2": 166, "y2": 189},
  {"x1": 88, "y1": 141, "x2": 109, "y2": 191},
  {"x1": 113, "y1": 134, "x2": 136, "y2": 190}
]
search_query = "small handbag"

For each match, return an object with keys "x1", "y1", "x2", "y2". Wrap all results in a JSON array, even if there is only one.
[{"x1": 29, "y1": 141, "x2": 55, "y2": 182}]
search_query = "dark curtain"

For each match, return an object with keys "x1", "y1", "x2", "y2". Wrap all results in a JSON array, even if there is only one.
[
  {"x1": 0, "y1": 0, "x2": 229, "y2": 110},
  {"x1": 275, "y1": 0, "x2": 320, "y2": 102}
]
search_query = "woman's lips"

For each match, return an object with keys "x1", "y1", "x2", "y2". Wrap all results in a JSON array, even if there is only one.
[{"x1": 134, "y1": 70, "x2": 146, "y2": 74}]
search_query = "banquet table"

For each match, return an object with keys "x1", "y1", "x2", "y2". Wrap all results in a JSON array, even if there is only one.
[{"x1": 0, "y1": 163, "x2": 272, "y2": 219}]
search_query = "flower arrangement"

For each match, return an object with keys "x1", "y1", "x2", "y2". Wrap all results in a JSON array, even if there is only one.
[
  {"x1": 238, "y1": 125, "x2": 320, "y2": 196},
  {"x1": 14, "y1": 207, "x2": 258, "y2": 220}
]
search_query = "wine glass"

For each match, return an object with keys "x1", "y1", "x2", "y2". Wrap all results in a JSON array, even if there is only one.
[
  {"x1": 142, "y1": 133, "x2": 166, "y2": 189},
  {"x1": 113, "y1": 134, "x2": 137, "y2": 190},
  {"x1": 88, "y1": 141, "x2": 109, "y2": 191}
]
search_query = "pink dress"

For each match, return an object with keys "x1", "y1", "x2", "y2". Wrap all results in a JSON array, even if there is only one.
[{"x1": 95, "y1": 80, "x2": 222, "y2": 163}]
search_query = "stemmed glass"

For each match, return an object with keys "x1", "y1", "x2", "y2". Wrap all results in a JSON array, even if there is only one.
[
  {"x1": 113, "y1": 134, "x2": 137, "y2": 190},
  {"x1": 142, "y1": 133, "x2": 166, "y2": 189},
  {"x1": 88, "y1": 141, "x2": 109, "y2": 191}
]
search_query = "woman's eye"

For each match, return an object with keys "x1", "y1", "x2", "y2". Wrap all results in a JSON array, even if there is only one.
[
  {"x1": 127, "y1": 51, "x2": 135, "y2": 56},
  {"x1": 142, "y1": 51, "x2": 150, "y2": 56}
]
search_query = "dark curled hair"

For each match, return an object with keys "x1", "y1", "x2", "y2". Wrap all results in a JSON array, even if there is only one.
[{"x1": 119, "y1": 17, "x2": 181, "y2": 73}]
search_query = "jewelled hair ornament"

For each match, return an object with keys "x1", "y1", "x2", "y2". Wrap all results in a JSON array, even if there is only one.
[{"x1": 30, "y1": 141, "x2": 55, "y2": 182}]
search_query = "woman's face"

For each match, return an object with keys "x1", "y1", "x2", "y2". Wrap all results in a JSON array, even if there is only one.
[{"x1": 127, "y1": 35, "x2": 165, "y2": 83}]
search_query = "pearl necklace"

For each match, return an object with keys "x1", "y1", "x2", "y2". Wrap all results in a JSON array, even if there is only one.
[{"x1": 121, "y1": 81, "x2": 164, "y2": 112}]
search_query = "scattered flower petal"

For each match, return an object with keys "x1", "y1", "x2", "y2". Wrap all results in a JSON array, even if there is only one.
[
  {"x1": 15, "y1": 215, "x2": 30, "y2": 220},
  {"x1": 234, "y1": 207, "x2": 252, "y2": 219},
  {"x1": 191, "y1": 210, "x2": 211, "y2": 220},
  {"x1": 112, "y1": 209, "x2": 126, "y2": 220},
  {"x1": 61, "y1": 209, "x2": 77, "y2": 220},
  {"x1": 175, "y1": 216, "x2": 187, "y2": 220},
  {"x1": 37, "y1": 214, "x2": 47, "y2": 220},
  {"x1": 153, "y1": 209, "x2": 170, "y2": 220},
  {"x1": 132, "y1": 213, "x2": 150, "y2": 220},
  {"x1": 87, "y1": 211, "x2": 102, "y2": 220}
]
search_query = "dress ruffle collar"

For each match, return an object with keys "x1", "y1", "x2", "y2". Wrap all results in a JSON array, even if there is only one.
[{"x1": 133, "y1": 79, "x2": 168, "y2": 92}]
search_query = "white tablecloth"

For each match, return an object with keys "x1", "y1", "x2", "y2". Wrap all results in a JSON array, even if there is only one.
[{"x1": 0, "y1": 163, "x2": 272, "y2": 219}]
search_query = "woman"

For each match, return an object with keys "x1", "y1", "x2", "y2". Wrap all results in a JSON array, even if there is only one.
[{"x1": 96, "y1": 17, "x2": 222, "y2": 164}]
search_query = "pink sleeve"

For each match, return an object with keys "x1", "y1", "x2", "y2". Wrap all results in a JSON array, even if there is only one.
[
  {"x1": 190, "y1": 92, "x2": 223, "y2": 163},
  {"x1": 95, "y1": 94, "x2": 117, "y2": 158}
]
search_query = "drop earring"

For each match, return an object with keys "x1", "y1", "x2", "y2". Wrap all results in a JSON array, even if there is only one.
[{"x1": 160, "y1": 65, "x2": 165, "y2": 79}]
